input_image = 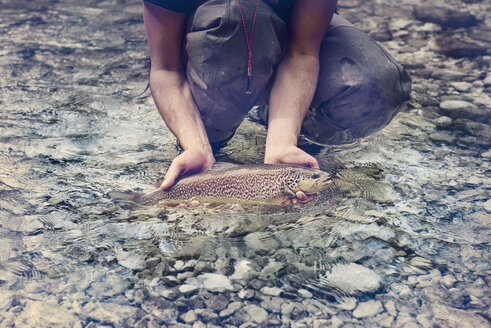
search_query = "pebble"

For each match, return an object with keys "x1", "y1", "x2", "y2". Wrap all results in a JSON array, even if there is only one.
[
  {"x1": 297, "y1": 289, "x2": 313, "y2": 299},
  {"x1": 230, "y1": 259, "x2": 258, "y2": 281},
  {"x1": 219, "y1": 301, "x2": 242, "y2": 318},
  {"x1": 260, "y1": 286, "x2": 283, "y2": 297},
  {"x1": 450, "y1": 82, "x2": 472, "y2": 92},
  {"x1": 484, "y1": 199, "x2": 491, "y2": 212},
  {"x1": 179, "y1": 284, "x2": 199, "y2": 295},
  {"x1": 179, "y1": 310, "x2": 197, "y2": 324},
  {"x1": 15, "y1": 300, "x2": 82, "y2": 328},
  {"x1": 434, "y1": 116, "x2": 453, "y2": 128},
  {"x1": 244, "y1": 305, "x2": 268, "y2": 323},
  {"x1": 238, "y1": 289, "x2": 255, "y2": 300},
  {"x1": 205, "y1": 295, "x2": 229, "y2": 311},
  {"x1": 413, "y1": 5, "x2": 478, "y2": 28},
  {"x1": 353, "y1": 300, "x2": 383, "y2": 318},
  {"x1": 243, "y1": 231, "x2": 279, "y2": 254},
  {"x1": 324, "y1": 263, "x2": 381, "y2": 294},
  {"x1": 440, "y1": 274, "x2": 457, "y2": 288},
  {"x1": 198, "y1": 273, "x2": 234, "y2": 292},
  {"x1": 429, "y1": 131, "x2": 456, "y2": 144}
]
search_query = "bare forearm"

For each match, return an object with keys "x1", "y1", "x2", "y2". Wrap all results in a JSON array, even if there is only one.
[
  {"x1": 266, "y1": 53, "x2": 319, "y2": 147},
  {"x1": 150, "y1": 69, "x2": 211, "y2": 152}
]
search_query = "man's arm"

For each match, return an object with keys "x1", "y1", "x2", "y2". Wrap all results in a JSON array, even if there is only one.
[
  {"x1": 265, "y1": 0, "x2": 337, "y2": 170},
  {"x1": 143, "y1": 2, "x2": 215, "y2": 189}
]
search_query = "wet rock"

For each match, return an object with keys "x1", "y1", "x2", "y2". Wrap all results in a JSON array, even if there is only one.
[
  {"x1": 179, "y1": 284, "x2": 199, "y2": 295},
  {"x1": 335, "y1": 297, "x2": 357, "y2": 311},
  {"x1": 141, "y1": 297, "x2": 178, "y2": 323},
  {"x1": 441, "y1": 274, "x2": 457, "y2": 288},
  {"x1": 219, "y1": 301, "x2": 242, "y2": 318},
  {"x1": 230, "y1": 259, "x2": 258, "y2": 281},
  {"x1": 431, "y1": 69, "x2": 466, "y2": 81},
  {"x1": 384, "y1": 300, "x2": 397, "y2": 316},
  {"x1": 353, "y1": 300, "x2": 383, "y2": 318},
  {"x1": 454, "y1": 119, "x2": 491, "y2": 140},
  {"x1": 238, "y1": 289, "x2": 255, "y2": 300},
  {"x1": 413, "y1": 6, "x2": 478, "y2": 28},
  {"x1": 198, "y1": 273, "x2": 234, "y2": 292},
  {"x1": 179, "y1": 310, "x2": 197, "y2": 324},
  {"x1": 205, "y1": 294, "x2": 229, "y2": 311},
  {"x1": 260, "y1": 259, "x2": 285, "y2": 279},
  {"x1": 260, "y1": 286, "x2": 283, "y2": 297},
  {"x1": 429, "y1": 131, "x2": 456, "y2": 144},
  {"x1": 484, "y1": 199, "x2": 491, "y2": 212},
  {"x1": 86, "y1": 302, "x2": 141, "y2": 327},
  {"x1": 436, "y1": 36, "x2": 488, "y2": 58},
  {"x1": 450, "y1": 82, "x2": 472, "y2": 92},
  {"x1": 244, "y1": 304, "x2": 268, "y2": 323},
  {"x1": 431, "y1": 303, "x2": 490, "y2": 327},
  {"x1": 243, "y1": 231, "x2": 279, "y2": 254},
  {"x1": 324, "y1": 263, "x2": 381, "y2": 294},
  {"x1": 435, "y1": 116, "x2": 453, "y2": 129},
  {"x1": 297, "y1": 289, "x2": 313, "y2": 299},
  {"x1": 198, "y1": 308, "x2": 219, "y2": 324},
  {"x1": 15, "y1": 300, "x2": 82, "y2": 328},
  {"x1": 281, "y1": 302, "x2": 308, "y2": 320}
]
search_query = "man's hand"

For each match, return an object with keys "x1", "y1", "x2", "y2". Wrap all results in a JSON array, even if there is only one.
[
  {"x1": 264, "y1": 144, "x2": 319, "y2": 205},
  {"x1": 160, "y1": 148, "x2": 215, "y2": 190}
]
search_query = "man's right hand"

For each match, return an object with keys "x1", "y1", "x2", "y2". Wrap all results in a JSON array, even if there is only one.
[{"x1": 160, "y1": 148, "x2": 215, "y2": 190}]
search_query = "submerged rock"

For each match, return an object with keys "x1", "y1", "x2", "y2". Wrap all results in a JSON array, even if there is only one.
[
  {"x1": 436, "y1": 36, "x2": 488, "y2": 58},
  {"x1": 198, "y1": 273, "x2": 234, "y2": 292},
  {"x1": 413, "y1": 6, "x2": 478, "y2": 28},
  {"x1": 353, "y1": 300, "x2": 383, "y2": 318},
  {"x1": 324, "y1": 263, "x2": 381, "y2": 294}
]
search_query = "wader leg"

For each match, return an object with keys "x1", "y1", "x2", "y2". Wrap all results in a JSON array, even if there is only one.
[
  {"x1": 184, "y1": 0, "x2": 286, "y2": 144},
  {"x1": 302, "y1": 14, "x2": 412, "y2": 145}
]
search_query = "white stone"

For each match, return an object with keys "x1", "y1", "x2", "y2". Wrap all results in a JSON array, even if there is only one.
[
  {"x1": 353, "y1": 300, "x2": 383, "y2": 318},
  {"x1": 324, "y1": 263, "x2": 381, "y2": 294},
  {"x1": 484, "y1": 199, "x2": 491, "y2": 213},
  {"x1": 230, "y1": 259, "x2": 258, "y2": 281},
  {"x1": 180, "y1": 310, "x2": 197, "y2": 324},
  {"x1": 244, "y1": 304, "x2": 268, "y2": 323},
  {"x1": 298, "y1": 289, "x2": 313, "y2": 298},
  {"x1": 484, "y1": 73, "x2": 491, "y2": 86},
  {"x1": 439, "y1": 100, "x2": 477, "y2": 111},
  {"x1": 450, "y1": 82, "x2": 472, "y2": 92},
  {"x1": 179, "y1": 284, "x2": 199, "y2": 295},
  {"x1": 198, "y1": 273, "x2": 234, "y2": 292},
  {"x1": 238, "y1": 289, "x2": 255, "y2": 299},
  {"x1": 260, "y1": 286, "x2": 283, "y2": 296},
  {"x1": 440, "y1": 275, "x2": 457, "y2": 288},
  {"x1": 384, "y1": 300, "x2": 397, "y2": 316},
  {"x1": 15, "y1": 300, "x2": 82, "y2": 328}
]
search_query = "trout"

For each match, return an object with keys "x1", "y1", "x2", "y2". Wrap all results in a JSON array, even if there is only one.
[{"x1": 131, "y1": 163, "x2": 332, "y2": 206}]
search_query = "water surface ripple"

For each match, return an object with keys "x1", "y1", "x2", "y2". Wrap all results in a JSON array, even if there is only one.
[{"x1": 0, "y1": 0, "x2": 490, "y2": 327}]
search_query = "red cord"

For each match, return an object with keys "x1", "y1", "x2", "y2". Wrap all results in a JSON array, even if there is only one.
[{"x1": 238, "y1": 0, "x2": 260, "y2": 93}]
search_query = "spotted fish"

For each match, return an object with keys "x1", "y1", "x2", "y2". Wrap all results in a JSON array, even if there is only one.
[{"x1": 130, "y1": 163, "x2": 333, "y2": 206}]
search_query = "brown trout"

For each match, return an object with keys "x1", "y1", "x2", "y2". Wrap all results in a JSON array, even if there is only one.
[{"x1": 131, "y1": 163, "x2": 332, "y2": 206}]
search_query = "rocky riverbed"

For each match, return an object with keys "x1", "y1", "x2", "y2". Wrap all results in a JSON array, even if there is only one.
[{"x1": 0, "y1": 0, "x2": 490, "y2": 327}]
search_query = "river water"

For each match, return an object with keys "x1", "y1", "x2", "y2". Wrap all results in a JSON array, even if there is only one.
[{"x1": 0, "y1": 0, "x2": 490, "y2": 327}]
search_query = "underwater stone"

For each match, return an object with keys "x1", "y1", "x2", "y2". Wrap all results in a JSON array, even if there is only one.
[
  {"x1": 324, "y1": 263, "x2": 381, "y2": 294},
  {"x1": 198, "y1": 273, "x2": 234, "y2": 292},
  {"x1": 441, "y1": 275, "x2": 457, "y2": 288},
  {"x1": 244, "y1": 304, "x2": 268, "y2": 323},
  {"x1": 230, "y1": 259, "x2": 259, "y2": 281},
  {"x1": 353, "y1": 300, "x2": 383, "y2": 318}
]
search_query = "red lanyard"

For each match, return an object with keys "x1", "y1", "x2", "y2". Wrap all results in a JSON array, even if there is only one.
[{"x1": 238, "y1": 0, "x2": 260, "y2": 94}]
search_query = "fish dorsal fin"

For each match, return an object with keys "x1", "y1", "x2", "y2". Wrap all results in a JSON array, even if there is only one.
[{"x1": 207, "y1": 162, "x2": 242, "y2": 172}]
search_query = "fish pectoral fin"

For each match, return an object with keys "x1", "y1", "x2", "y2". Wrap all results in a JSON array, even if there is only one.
[{"x1": 272, "y1": 196, "x2": 291, "y2": 205}]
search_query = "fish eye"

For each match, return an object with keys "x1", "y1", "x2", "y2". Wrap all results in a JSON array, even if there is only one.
[{"x1": 312, "y1": 174, "x2": 320, "y2": 179}]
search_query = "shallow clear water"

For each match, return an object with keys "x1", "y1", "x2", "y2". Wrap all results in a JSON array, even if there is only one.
[{"x1": 1, "y1": 0, "x2": 490, "y2": 327}]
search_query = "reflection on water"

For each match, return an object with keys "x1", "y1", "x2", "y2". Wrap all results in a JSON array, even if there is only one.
[{"x1": 1, "y1": 0, "x2": 490, "y2": 326}]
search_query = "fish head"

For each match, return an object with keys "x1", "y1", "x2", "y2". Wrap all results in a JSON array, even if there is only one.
[{"x1": 285, "y1": 167, "x2": 333, "y2": 196}]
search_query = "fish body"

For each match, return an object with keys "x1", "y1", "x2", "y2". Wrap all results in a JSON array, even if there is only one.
[{"x1": 131, "y1": 163, "x2": 332, "y2": 206}]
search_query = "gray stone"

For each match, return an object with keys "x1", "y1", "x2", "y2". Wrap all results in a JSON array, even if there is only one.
[
  {"x1": 260, "y1": 286, "x2": 283, "y2": 297},
  {"x1": 436, "y1": 36, "x2": 488, "y2": 58},
  {"x1": 180, "y1": 310, "x2": 197, "y2": 324},
  {"x1": 431, "y1": 69, "x2": 466, "y2": 81},
  {"x1": 243, "y1": 231, "x2": 279, "y2": 254},
  {"x1": 230, "y1": 259, "x2": 258, "y2": 281},
  {"x1": 413, "y1": 6, "x2": 478, "y2": 28},
  {"x1": 15, "y1": 300, "x2": 82, "y2": 328},
  {"x1": 198, "y1": 273, "x2": 234, "y2": 292},
  {"x1": 141, "y1": 297, "x2": 178, "y2": 323},
  {"x1": 244, "y1": 305, "x2": 268, "y2": 323},
  {"x1": 441, "y1": 275, "x2": 457, "y2": 288},
  {"x1": 179, "y1": 284, "x2": 199, "y2": 295},
  {"x1": 205, "y1": 295, "x2": 229, "y2": 311},
  {"x1": 219, "y1": 301, "x2": 243, "y2": 318},
  {"x1": 435, "y1": 116, "x2": 453, "y2": 128},
  {"x1": 260, "y1": 260, "x2": 285, "y2": 279},
  {"x1": 238, "y1": 289, "x2": 255, "y2": 300},
  {"x1": 429, "y1": 131, "x2": 456, "y2": 144},
  {"x1": 297, "y1": 289, "x2": 313, "y2": 299},
  {"x1": 484, "y1": 199, "x2": 491, "y2": 212},
  {"x1": 353, "y1": 300, "x2": 383, "y2": 318},
  {"x1": 324, "y1": 263, "x2": 381, "y2": 294},
  {"x1": 450, "y1": 82, "x2": 472, "y2": 92}
]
